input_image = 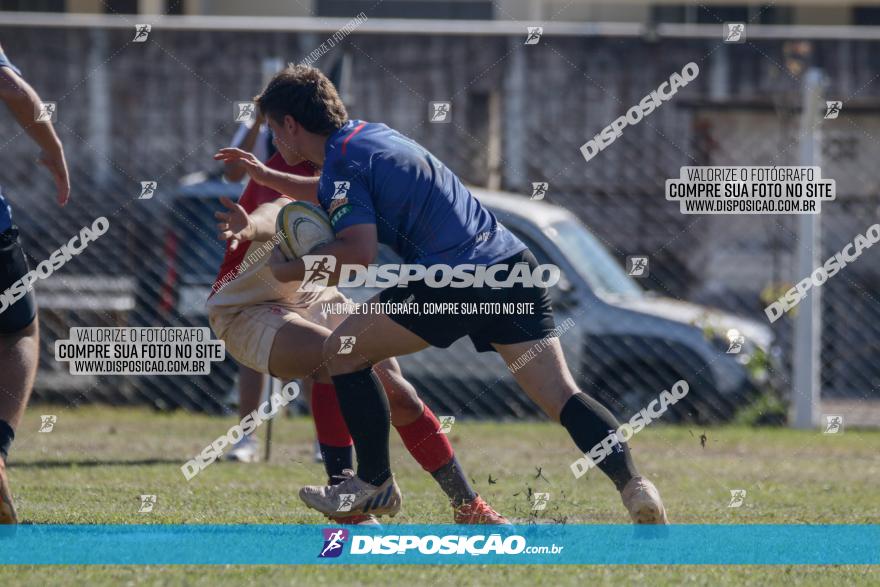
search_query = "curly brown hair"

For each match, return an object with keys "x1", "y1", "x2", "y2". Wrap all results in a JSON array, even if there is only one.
[{"x1": 254, "y1": 65, "x2": 348, "y2": 135}]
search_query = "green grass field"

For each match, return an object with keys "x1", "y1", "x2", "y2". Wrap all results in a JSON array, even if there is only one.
[{"x1": 1, "y1": 406, "x2": 878, "y2": 585}]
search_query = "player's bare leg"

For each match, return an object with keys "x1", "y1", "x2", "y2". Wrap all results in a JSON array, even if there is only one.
[
  {"x1": 225, "y1": 364, "x2": 265, "y2": 462},
  {"x1": 296, "y1": 310, "x2": 428, "y2": 517},
  {"x1": 237, "y1": 365, "x2": 265, "y2": 418},
  {"x1": 267, "y1": 318, "x2": 335, "y2": 382},
  {"x1": 298, "y1": 379, "x2": 324, "y2": 463},
  {"x1": 375, "y1": 358, "x2": 508, "y2": 524},
  {"x1": 298, "y1": 305, "x2": 506, "y2": 521},
  {"x1": 492, "y1": 337, "x2": 668, "y2": 524},
  {"x1": 0, "y1": 317, "x2": 39, "y2": 525}
]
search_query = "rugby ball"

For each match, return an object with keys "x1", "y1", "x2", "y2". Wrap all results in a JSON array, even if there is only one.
[{"x1": 275, "y1": 201, "x2": 335, "y2": 259}]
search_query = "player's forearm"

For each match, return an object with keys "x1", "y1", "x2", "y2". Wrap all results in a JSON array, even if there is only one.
[
  {"x1": 261, "y1": 169, "x2": 320, "y2": 203},
  {"x1": 0, "y1": 73, "x2": 64, "y2": 158},
  {"x1": 273, "y1": 237, "x2": 373, "y2": 284}
]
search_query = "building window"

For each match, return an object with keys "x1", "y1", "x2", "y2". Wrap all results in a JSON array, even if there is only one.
[
  {"x1": 316, "y1": 0, "x2": 493, "y2": 20},
  {"x1": 103, "y1": 0, "x2": 138, "y2": 14},
  {"x1": 652, "y1": 4, "x2": 791, "y2": 25},
  {"x1": 0, "y1": 0, "x2": 64, "y2": 10},
  {"x1": 853, "y1": 7, "x2": 880, "y2": 25},
  {"x1": 166, "y1": 0, "x2": 185, "y2": 15}
]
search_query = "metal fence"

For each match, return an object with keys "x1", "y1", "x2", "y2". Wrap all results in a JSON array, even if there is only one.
[{"x1": 2, "y1": 14, "x2": 879, "y2": 422}]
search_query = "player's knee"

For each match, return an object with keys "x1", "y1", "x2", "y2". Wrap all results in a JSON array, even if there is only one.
[{"x1": 324, "y1": 334, "x2": 369, "y2": 374}]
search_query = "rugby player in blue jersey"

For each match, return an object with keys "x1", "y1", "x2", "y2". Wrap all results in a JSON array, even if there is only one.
[
  {"x1": 246, "y1": 65, "x2": 667, "y2": 523},
  {"x1": 0, "y1": 43, "x2": 71, "y2": 524}
]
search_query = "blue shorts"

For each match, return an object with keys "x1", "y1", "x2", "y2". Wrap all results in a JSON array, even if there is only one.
[
  {"x1": 0, "y1": 192, "x2": 11, "y2": 234},
  {"x1": 0, "y1": 191, "x2": 37, "y2": 333}
]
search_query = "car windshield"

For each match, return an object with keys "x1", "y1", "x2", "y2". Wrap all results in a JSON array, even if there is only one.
[{"x1": 545, "y1": 218, "x2": 643, "y2": 298}]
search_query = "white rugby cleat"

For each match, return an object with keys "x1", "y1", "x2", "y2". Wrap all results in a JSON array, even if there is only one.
[
  {"x1": 621, "y1": 476, "x2": 668, "y2": 524},
  {"x1": 300, "y1": 469, "x2": 401, "y2": 518},
  {"x1": 223, "y1": 435, "x2": 260, "y2": 463}
]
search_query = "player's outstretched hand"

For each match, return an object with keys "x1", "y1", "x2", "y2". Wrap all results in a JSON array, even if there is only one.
[
  {"x1": 214, "y1": 148, "x2": 270, "y2": 186},
  {"x1": 215, "y1": 196, "x2": 255, "y2": 251},
  {"x1": 39, "y1": 149, "x2": 70, "y2": 206}
]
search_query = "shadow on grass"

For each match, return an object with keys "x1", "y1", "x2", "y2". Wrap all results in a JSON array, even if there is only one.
[{"x1": 9, "y1": 459, "x2": 183, "y2": 468}]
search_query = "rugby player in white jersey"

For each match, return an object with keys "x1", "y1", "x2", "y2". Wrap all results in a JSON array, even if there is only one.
[{"x1": 208, "y1": 148, "x2": 507, "y2": 524}]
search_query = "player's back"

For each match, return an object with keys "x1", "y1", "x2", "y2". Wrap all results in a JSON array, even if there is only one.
[{"x1": 320, "y1": 121, "x2": 525, "y2": 266}]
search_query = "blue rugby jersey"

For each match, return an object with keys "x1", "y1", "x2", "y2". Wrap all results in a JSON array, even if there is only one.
[
  {"x1": 317, "y1": 120, "x2": 525, "y2": 265},
  {"x1": 0, "y1": 50, "x2": 21, "y2": 232}
]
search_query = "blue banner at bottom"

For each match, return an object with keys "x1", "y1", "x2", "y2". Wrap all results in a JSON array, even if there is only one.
[{"x1": 0, "y1": 524, "x2": 877, "y2": 565}]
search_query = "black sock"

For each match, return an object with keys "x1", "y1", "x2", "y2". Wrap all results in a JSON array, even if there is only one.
[
  {"x1": 331, "y1": 368, "x2": 391, "y2": 486},
  {"x1": 559, "y1": 393, "x2": 638, "y2": 491},
  {"x1": 321, "y1": 443, "x2": 354, "y2": 485},
  {"x1": 0, "y1": 420, "x2": 13, "y2": 462},
  {"x1": 430, "y1": 456, "x2": 478, "y2": 506}
]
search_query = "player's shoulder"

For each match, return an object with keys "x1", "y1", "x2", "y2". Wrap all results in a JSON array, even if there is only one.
[{"x1": 327, "y1": 120, "x2": 392, "y2": 159}]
